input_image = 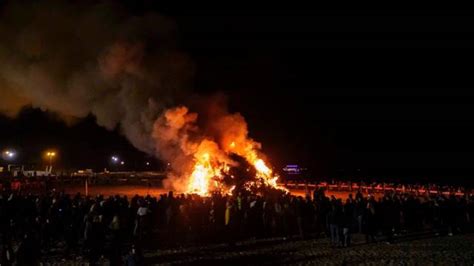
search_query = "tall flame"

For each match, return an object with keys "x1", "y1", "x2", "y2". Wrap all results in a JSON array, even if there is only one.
[
  {"x1": 188, "y1": 154, "x2": 211, "y2": 195},
  {"x1": 187, "y1": 142, "x2": 285, "y2": 196},
  {"x1": 153, "y1": 105, "x2": 286, "y2": 196}
]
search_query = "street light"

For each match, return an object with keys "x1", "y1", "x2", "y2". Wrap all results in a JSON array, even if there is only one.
[
  {"x1": 45, "y1": 151, "x2": 56, "y2": 168},
  {"x1": 111, "y1": 156, "x2": 119, "y2": 163},
  {"x1": 2, "y1": 149, "x2": 16, "y2": 161}
]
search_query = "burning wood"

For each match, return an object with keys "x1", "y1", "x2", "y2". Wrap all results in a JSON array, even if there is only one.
[{"x1": 153, "y1": 105, "x2": 286, "y2": 196}]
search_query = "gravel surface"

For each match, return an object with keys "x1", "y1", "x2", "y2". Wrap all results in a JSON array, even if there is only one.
[
  {"x1": 39, "y1": 233, "x2": 474, "y2": 265},
  {"x1": 141, "y1": 233, "x2": 474, "y2": 265}
]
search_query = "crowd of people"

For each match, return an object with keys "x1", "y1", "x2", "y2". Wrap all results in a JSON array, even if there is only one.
[{"x1": 0, "y1": 185, "x2": 473, "y2": 265}]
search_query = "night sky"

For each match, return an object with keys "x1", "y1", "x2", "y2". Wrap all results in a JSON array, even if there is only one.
[{"x1": 2, "y1": 6, "x2": 474, "y2": 182}]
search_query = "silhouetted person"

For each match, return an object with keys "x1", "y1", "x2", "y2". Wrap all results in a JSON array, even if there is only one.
[{"x1": 365, "y1": 200, "x2": 377, "y2": 243}]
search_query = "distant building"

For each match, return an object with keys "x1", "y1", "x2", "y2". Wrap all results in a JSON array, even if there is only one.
[
  {"x1": 282, "y1": 164, "x2": 307, "y2": 175},
  {"x1": 6, "y1": 165, "x2": 53, "y2": 177}
]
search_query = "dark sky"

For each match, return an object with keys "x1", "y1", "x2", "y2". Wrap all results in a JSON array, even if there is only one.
[{"x1": 2, "y1": 7, "x2": 474, "y2": 181}]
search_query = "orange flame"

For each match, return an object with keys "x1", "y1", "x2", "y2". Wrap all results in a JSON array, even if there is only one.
[
  {"x1": 187, "y1": 142, "x2": 285, "y2": 196},
  {"x1": 153, "y1": 105, "x2": 286, "y2": 196}
]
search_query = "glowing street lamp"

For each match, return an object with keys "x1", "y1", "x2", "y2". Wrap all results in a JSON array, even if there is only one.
[
  {"x1": 110, "y1": 156, "x2": 124, "y2": 172},
  {"x1": 111, "y1": 156, "x2": 120, "y2": 163},
  {"x1": 45, "y1": 151, "x2": 56, "y2": 167},
  {"x1": 2, "y1": 149, "x2": 16, "y2": 161}
]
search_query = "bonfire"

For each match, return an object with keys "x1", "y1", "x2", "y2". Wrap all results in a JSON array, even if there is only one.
[{"x1": 153, "y1": 105, "x2": 287, "y2": 196}]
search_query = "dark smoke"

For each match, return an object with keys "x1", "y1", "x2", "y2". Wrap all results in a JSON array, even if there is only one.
[{"x1": 0, "y1": 1, "x2": 194, "y2": 154}]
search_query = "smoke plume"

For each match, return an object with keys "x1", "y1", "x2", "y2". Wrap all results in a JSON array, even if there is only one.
[
  {"x1": 0, "y1": 1, "x2": 193, "y2": 153},
  {"x1": 0, "y1": 1, "x2": 280, "y2": 193}
]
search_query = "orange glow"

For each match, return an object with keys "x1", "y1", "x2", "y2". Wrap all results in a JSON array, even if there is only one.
[
  {"x1": 45, "y1": 150, "x2": 57, "y2": 159},
  {"x1": 255, "y1": 159, "x2": 270, "y2": 175},
  {"x1": 188, "y1": 164, "x2": 210, "y2": 195},
  {"x1": 153, "y1": 106, "x2": 286, "y2": 196},
  {"x1": 186, "y1": 143, "x2": 232, "y2": 196},
  {"x1": 187, "y1": 140, "x2": 286, "y2": 196}
]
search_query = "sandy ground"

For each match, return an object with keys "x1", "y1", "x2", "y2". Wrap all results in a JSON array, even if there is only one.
[
  {"x1": 175, "y1": 234, "x2": 473, "y2": 265},
  {"x1": 140, "y1": 233, "x2": 474, "y2": 265},
  {"x1": 42, "y1": 232, "x2": 474, "y2": 265}
]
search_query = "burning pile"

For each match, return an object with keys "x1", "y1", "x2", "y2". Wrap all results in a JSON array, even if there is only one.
[{"x1": 153, "y1": 105, "x2": 285, "y2": 196}]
